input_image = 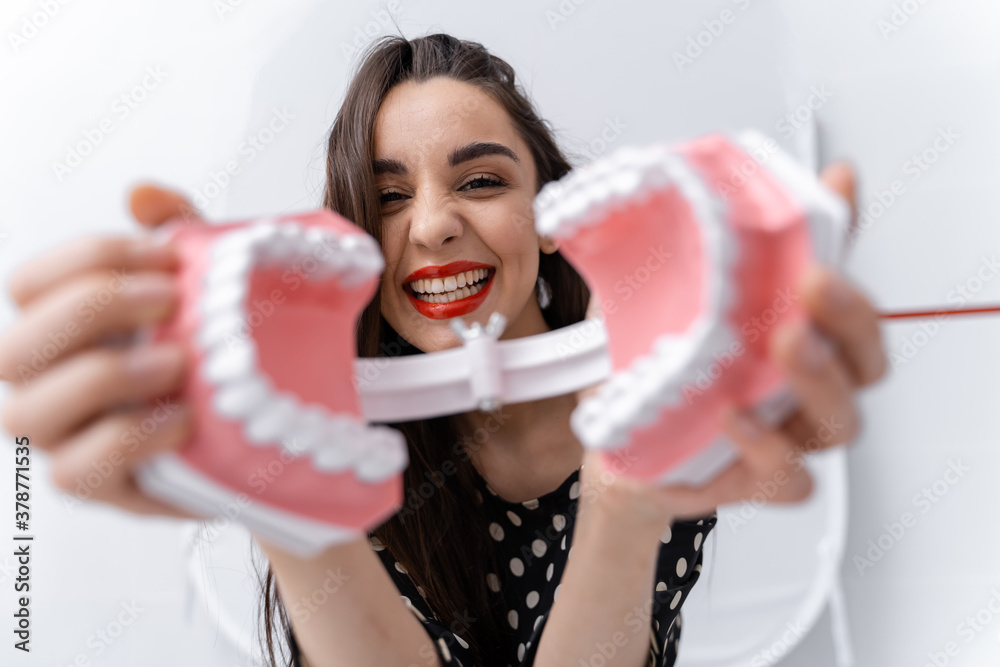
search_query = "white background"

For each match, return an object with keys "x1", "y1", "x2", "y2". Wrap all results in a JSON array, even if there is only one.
[{"x1": 1, "y1": 0, "x2": 999, "y2": 665}]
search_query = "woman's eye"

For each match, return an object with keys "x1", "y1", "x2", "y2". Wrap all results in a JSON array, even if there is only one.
[
  {"x1": 379, "y1": 189, "x2": 406, "y2": 204},
  {"x1": 461, "y1": 175, "x2": 506, "y2": 191}
]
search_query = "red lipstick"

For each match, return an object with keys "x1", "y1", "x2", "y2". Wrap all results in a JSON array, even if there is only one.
[{"x1": 404, "y1": 261, "x2": 495, "y2": 320}]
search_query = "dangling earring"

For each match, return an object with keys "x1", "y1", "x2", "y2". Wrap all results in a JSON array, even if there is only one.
[{"x1": 537, "y1": 275, "x2": 552, "y2": 309}]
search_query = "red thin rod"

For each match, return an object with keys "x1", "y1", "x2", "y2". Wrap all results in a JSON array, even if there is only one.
[{"x1": 879, "y1": 305, "x2": 1000, "y2": 320}]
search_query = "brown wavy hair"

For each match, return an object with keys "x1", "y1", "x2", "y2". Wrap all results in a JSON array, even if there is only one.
[{"x1": 258, "y1": 32, "x2": 590, "y2": 666}]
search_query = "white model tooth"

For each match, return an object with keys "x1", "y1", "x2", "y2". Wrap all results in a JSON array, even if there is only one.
[
  {"x1": 283, "y1": 404, "x2": 328, "y2": 456},
  {"x1": 587, "y1": 179, "x2": 614, "y2": 207},
  {"x1": 561, "y1": 191, "x2": 593, "y2": 223},
  {"x1": 205, "y1": 252, "x2": 254, "y2": 290},
  {"x1": 203, "y1": 344, "x2": 256, "y2": 384},
  {"x1": 610, "y1": 169, "x2": 643, "y2": 197},
  {"x1": 246, "y1": 220, "x2": 279, "y2": 245},
  {"x1": 211, "y1": 230, "x2": 256, "y2": 261},
  {"x1": 245, "y1": 392, "x2": 298, "y2": 445},
  {"x1": 310, "y1": 418, "x2": 362, "y2": 472},
  {"x1": 355, "y1": 428, "x2": 408, "y2": 482},
  {"x1": 261, "y1": 222, "x2": 304, "y2": 262},
  {"x1": 198, "y1": 311, "x2": 247, "y2": 349},
  {"x1": 571, "y1": 407, "x2": 613, "y2": 450},
  {"x1": 305, "y1": 226, "x2": 336, "y2": 248},
  {"x1": 459, "y1": 286, "x2": 471, "y2": 299},
  {"x1": 359, "y1": 250, "x2": 384, "y2": 274},
  {"x1": 201, "y1": 280, "x2": 247, "y2": 315},
  {"x1": 317, "y1": 246, "x2": 355, "y2": 282},
  {"x1": 417, "y1": 279, "x2": 427, "y2": 293},
  {"x1": 312, "y1": 445, "x2": 353, "y2": 472},
  {"x1": 430, "y1": 278, "x2": 444, "y2": 294},
  {"x1": 456, "y1": 272, "x2": 467, "y2": 288},
  {"x1": 213, "y1": 376, "x2": 271, "y2": 419},
  {"x1": 339, "y1": 234, "x2": 363, "y2": 254},
  {"x1": 444, "y1": 275, "x2": 458, "y2": 291}
]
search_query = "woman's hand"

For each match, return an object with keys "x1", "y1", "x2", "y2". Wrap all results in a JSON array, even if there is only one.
[
  {"x1": 577, "y1": 163, "x2": 888, "y2": 526},
  {"x1": 0, "y1": 185, "x2": 203, "y2": 518}
]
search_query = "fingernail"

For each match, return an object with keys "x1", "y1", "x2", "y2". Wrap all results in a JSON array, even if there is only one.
[
  {"x1": 799, "y1": 325, "x2": 833, "y2": 372},
  {"x1": 124, "y1": 344, "x2": 181, "y2": 378},
  {"x1": 127, "y1": 274, "x2": 177, "y2": 303}
]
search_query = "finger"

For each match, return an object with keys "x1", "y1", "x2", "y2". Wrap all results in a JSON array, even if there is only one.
[
  {"x1": 819, "y1": 161, "x2": 856, "y2": 209},
  {"x1": 48, "y1": 403, "x2": 200, "y2": 519},
  {"x1": 797, "y1": 263, "x2": 888, "y2": 386},
  {"x1": 658, "y1": 409, "x2": 813, "y2": 517},
  {"x1": 0, "y1": 271, "x2": 179, "y2": 382},
  {"x1": 717, "y1": 408, "x2": 813, "y2": 504},
  {"x1": 819, "y1": 161, "x2": 857, "y2": 233},
  {"x1": 769, "y1": 317, "x2": 861, "y2": 449},
  {"x1": 5, "y1": 236, "x2": 179, "y2": 309},
  {"x1": 129, "y1": 184, "x2": 200, "y2": 228},
  {"x1": 1, "y1": 342, "x2": 187, "y2": 446},
  {"x1": 779, "y1": 409, "x2": 846, "y2": 458}
]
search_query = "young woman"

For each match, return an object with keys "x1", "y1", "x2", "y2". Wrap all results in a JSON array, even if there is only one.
[{"x1": 0, "y1": 33, "x2": 886, "y2": 667}]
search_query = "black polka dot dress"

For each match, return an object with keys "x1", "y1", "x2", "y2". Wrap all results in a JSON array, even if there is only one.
[{"x1": 369, "y1": 466, "x2": 715, "y2": 667}]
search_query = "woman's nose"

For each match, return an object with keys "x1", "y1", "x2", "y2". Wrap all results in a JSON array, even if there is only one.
[{"x1": 408, "y1": 192, "x2": 463, "y2": 252}]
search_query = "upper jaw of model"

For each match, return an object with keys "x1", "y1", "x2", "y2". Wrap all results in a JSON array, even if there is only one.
[{"x1": 196, "y1": 219, "x2": 408, "y2": 483}]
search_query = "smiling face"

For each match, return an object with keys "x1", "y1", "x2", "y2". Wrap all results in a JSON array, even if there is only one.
[{"x1": 373, "y1": 76, "x2": 556, "y2": 352}]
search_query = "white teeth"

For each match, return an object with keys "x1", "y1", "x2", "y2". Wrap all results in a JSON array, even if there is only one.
[
  {"x1": 534, "y1": 144, "x2": 676, "y2": 239},
  {"x1": 408, "y1": 268, "x2": 490, "y2": 302},
  {"x1": 203, "y1": 344, "x2": 255, "y2": 384},
  {"x1": 213, "y1": 376, "x2": 271, "y2": 419},
  {"x1": 284, "y1": 404, "x2": 328, "y2": 456},
  {"x1": 355, "y1": 428, "x2": 408, "y2": 482},
  {"x1": 412, "y1": 277, "x2": 487, "y2": 303},
  {"x1": 310, "y1": 419, "x2": 364, "y2": 472},
  {"x1": 201, "y1": 279, "x2": 247, "y2": 315},
  {"x1": 205, "y1": 253, "x2": 253, "y2": 290},
  {"x1": 198, "y1": 312, "x2": 246, "y2": 349},
  {"x1": 260, "y1": 222, "x2": 305, "y2": 263},
  {"x1": 408, "y1": 268, "x2": 490, "y2": 294},
  {"x1": 245, "y1": 393, "x2": 298, "y2": 445},
  {"x1": 198, "y1": 219, "x2": 403, "y2": 482}
]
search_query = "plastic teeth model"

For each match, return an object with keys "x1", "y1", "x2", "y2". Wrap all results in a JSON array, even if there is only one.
[
  {"x1": 134, "y1": 210, "x2": 407, "y2": 556},
  {"x1": 130, "y1": 130, "x2": 848, "y2": 555},
  {"x1": 534, "y1": 130, "x2": 849, "y2": 486}
]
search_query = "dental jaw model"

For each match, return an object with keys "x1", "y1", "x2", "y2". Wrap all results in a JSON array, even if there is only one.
[
  {"x1": 134, "y1": 130, "x2": 848, "y2": 556},
  {"x1": 534, "y1": 130, "x2": 848, "y2": 484},
  {"x1": 134, "y1": 211, "x2": 408, "y2": 556}
]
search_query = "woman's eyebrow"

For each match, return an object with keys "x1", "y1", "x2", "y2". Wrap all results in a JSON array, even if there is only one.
[
  {"x1": 373, "y1": 157, "x2": 407, "y2": 176},
  {"x1": 449, "y1": 141, "x2": 520, "y2": 167},
  {"x1": 372, "y1": 142, "x2": 519, "y2": 176}
]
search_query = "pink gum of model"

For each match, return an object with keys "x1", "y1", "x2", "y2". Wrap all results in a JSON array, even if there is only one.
[
  {"x1": 556, "y1": 135, "x2": 813, "y2": 483},
  {"x1": 149, "y1": 210, "x2": 402, "y2": 531}
]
